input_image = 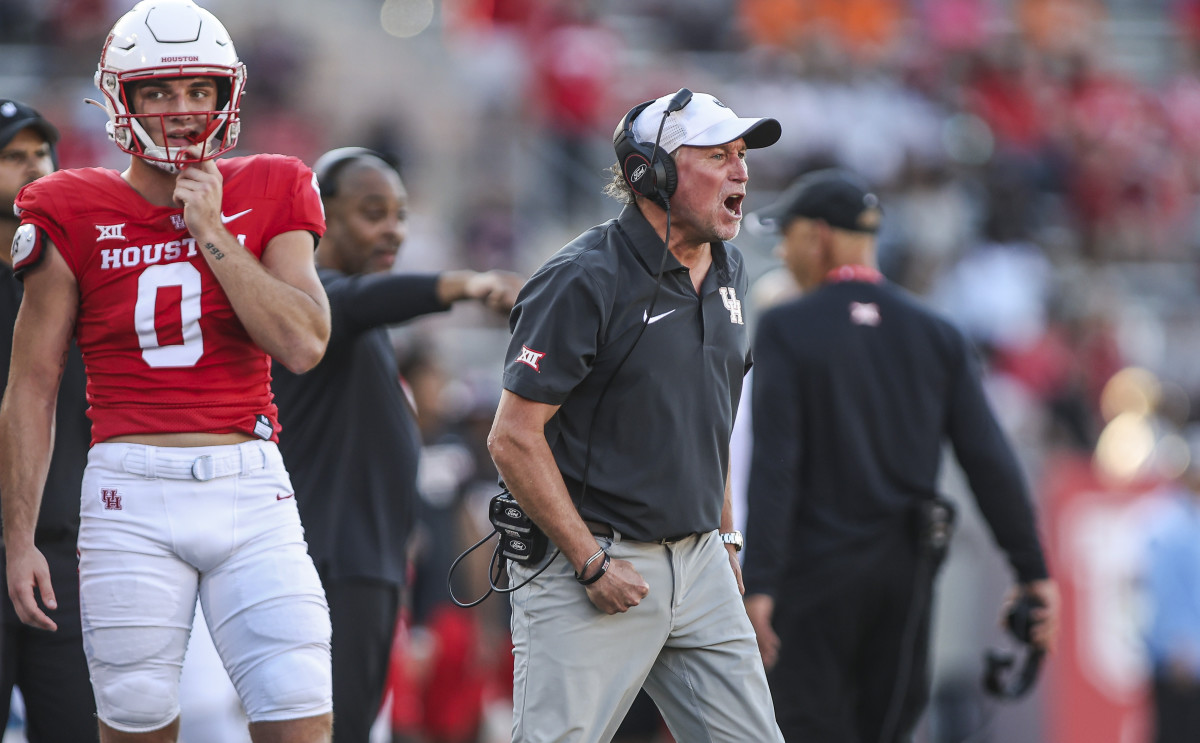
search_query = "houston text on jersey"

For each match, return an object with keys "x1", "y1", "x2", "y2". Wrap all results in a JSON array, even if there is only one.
[{"x1": 99, "y1": 234, "x2": 247, "y2": 270}]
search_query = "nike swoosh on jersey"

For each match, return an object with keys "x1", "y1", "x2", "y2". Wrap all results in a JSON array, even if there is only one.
[
  {"x1": 644, "y1": 309, "x2": 676, "y2": 325},
  {"x1": 220, "y1": 208, "x2": 254, "y2": 224}
]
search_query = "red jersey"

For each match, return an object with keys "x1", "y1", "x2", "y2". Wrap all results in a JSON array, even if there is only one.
[{"x1": 14, "y1": 154, "x2": 325, "y2": 444}]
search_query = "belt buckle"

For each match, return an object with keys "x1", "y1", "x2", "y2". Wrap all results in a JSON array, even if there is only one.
[{"x1": 191, "y1": 455, "x2": 215, "y2": 481}]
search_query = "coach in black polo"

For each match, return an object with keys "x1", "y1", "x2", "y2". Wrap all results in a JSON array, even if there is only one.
[
  {"x1": 488, "y1": 91, "x2": 785, "y2": 743},
  {"x1": 740, "y1": 169, "x2": 1061, "y2": 742}
]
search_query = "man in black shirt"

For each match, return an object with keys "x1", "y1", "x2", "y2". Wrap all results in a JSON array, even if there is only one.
[
  {"x1": 488, "y1": 90, "x2": 785, "y2": 742},
  {"x1": 271, "y1": 148, "x2": 521, "y2": 743},
  {"x1": 741, "y1": 169, "x2": 1061, "y2": 742},
  {"x1": 0, "y1": 99, "x2": 97, "y2": 742}
]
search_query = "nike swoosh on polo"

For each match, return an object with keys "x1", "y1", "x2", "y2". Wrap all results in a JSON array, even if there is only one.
[
  {"x1": 220, "y1": 208, "x2": 253, "y2": 224},
  {"x1": 644, "y1": 309, "x2": 676, "y2": 325},
  {"x1": 276, "y1": 492, "x2": 295, "y2": 501}
]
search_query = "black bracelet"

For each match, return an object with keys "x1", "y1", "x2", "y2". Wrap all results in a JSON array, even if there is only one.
[{"x1": 576, "y1": 552, "x2": 611, "y2": 586}]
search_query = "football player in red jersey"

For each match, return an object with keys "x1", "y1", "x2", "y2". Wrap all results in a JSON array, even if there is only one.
[{"x1": 0, "y1": 2, "x2": 334, "y2": 742}]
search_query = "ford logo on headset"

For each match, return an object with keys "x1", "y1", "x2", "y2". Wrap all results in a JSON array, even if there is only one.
[
  {"x1": 505, "y1": 508, "x2": 521, "y2": 519},
  {"x1": 631, "y1": 163, "x2": 648, "y2": 183}
]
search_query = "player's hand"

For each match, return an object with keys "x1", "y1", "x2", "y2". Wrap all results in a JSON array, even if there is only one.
[
  {"x1": 744, "y1": 593, "x2": 779, "y2": 670},
  {"x1": 584, "y1": 557, "x2": 649, "y2": 615},
  {"x1": 173, "y1": 157, "x2": 225, "y2": 239},
  {"x1": 6, "y1": 544, "x2": 58, "y2": 631},
  {"x1": 464, "y1": 270, "x2": 524, "y2": 314}
]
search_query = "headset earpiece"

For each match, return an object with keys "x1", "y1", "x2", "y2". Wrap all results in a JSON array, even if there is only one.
[
  {"x1": 313, "y1": 146, "x2": 394, "y2": 199},
  {"x1": 613, "y1": 100, "x2": 678, "y2": 209}
]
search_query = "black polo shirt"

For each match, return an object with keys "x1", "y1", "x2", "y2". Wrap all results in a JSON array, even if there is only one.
[
  {"x1": 502, "y1": 205, "x2": 752, "y2": 542},
  {"x1": 273, "y1": 268, "x2": 447, "y2": 584}
]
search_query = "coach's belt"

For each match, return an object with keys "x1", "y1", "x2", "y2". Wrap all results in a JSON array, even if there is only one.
[
  {"x1": 582, "y1": 520, "x2": 696, "y2": 545},
  {"x1": 121, "y1": 443, "x2": 267, "y2": 482},
  {"x1": 655, "y1": 532, "x2": 698, "y2": 545},
  {"x1": 583, "y1": 519, "x2": 614, "y2": 538}
]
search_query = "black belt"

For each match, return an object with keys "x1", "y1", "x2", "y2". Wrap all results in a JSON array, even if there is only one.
[
  {"x1": 584, "y1": 519, "x2": 614, "y2": 538},
  {"x1": 583, "y1": 519, "x2": 697, "y2": 544}
]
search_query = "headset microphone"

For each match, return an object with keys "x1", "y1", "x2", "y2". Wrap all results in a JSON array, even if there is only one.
[{"x1": 665, "y1": 88, "x2": 693, "y2": 113}]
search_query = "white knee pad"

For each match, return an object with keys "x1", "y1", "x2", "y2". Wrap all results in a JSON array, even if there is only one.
[
  {"x1": 238, "y1": 642, "x2": 333, "y2": 722},
  {"x1": 87, "y1": 625, "x2": 188, "y2": 733},
  {"x1": 213, "y1": 591, "x2": 332, "y2": 723}
]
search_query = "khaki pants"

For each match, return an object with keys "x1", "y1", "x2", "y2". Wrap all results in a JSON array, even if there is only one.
[{"x1": 508, "y1": 530, "x2": 783, "y2": 743}]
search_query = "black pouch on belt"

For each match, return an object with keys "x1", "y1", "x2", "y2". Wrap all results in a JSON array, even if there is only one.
[{"x1": 912, "y1": 495, "x2": 957, "y2": 561}]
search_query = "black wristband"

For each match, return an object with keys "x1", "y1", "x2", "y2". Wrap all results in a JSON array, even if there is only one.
[{"x1": 576, "y1": 552, "x2": 611, "y2": 586}]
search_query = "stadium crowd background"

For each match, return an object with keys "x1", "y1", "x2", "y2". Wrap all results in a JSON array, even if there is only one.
[{"x1": 3, "y1": 0, "x2": 1199, "y2": 741}]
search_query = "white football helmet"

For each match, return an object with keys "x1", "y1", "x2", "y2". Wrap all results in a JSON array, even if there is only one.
[{"x1": 93, "y1": 0, "x2": 246, "y2": 173}]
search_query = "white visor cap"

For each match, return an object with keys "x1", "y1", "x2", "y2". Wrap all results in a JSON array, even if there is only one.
[{"x1": 631, "y1": 92, "x2": 781, "y2": 154}]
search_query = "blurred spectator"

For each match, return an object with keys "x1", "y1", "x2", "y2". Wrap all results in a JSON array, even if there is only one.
[
  {"x1": 739, "y1": 0, "x2": 902, "y2": 61},
  {"x1": 921, "y1": 0, "x2": 996, "y2": 56},
  {"x1": 961, "y1": 41, "x2": 1054, "y2": 158},
  {"x1": 1055, "y1": 50, "x2": 1192, "y2": 261},
  {"x1": 1017, "y1": 0, "x2": 1108, "y2": 58},
  {"x1": 737, "y1": 0, "x2": 807, "y2": 50},
  {"x1": 234, "y1": 25, "x2": 322, "y2": 161},
  {"x1": 0, "y1": 1, "x2": 46, "y2": 43},
  {"x1": 1140, "y1": 463, "x2": 1200, "y2": 743},
  {"x1": 885, "y1": 160, "x2": 976, "y2": 294},
  {"x1": 526, "y1": 1, "x2": 620, "y2": 223}
]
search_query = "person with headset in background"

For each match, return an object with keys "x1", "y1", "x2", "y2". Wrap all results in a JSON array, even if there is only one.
[
  {"x1": 0, "y1": 99, "x2": 98, "y2": 742},
  {"x1": 0, "y1": 2, "x2": 335, "y2": 741},
  {"x1": 740, "y1": 168, "x2": 1061, "y2": 742},
  {"x1": 487, "y1": 89, "x2": 786, "y2": 743},
  {"x1": 271, "y1": 147, "x2": 522, "y2": 743}
]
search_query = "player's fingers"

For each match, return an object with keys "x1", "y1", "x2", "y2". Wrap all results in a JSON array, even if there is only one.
[
  {"x1": 10, "y1": 582, "x2": 56, "y2": 631},
  {"x1": 37, "y1": 570, "x2": 57, "y2": 611},
  {"x1": 173, "y1": 180, "x2": 198, "y2": 202}
]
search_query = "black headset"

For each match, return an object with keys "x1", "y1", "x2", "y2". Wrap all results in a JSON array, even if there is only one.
[
  {"x1": 612, "y1": 88, "x2": 693, "y2": 209},
  {"x1": 312, "y1": 146, "x2": 397, "y2": 199},
  {"x1": 983, "y1": 591, "x2": 1046, "y2": 699}
]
